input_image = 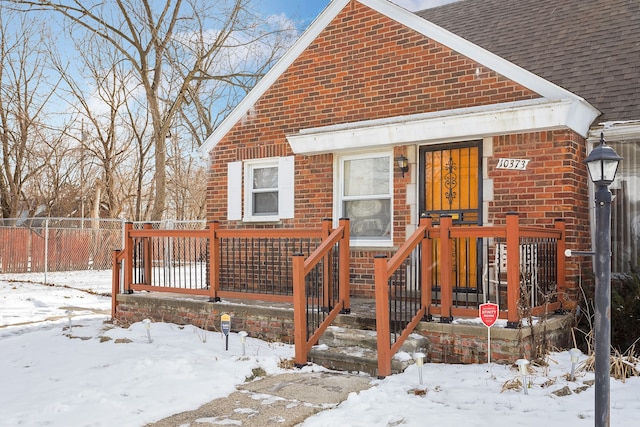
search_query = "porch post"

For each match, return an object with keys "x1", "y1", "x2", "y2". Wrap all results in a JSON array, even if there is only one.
[
  {"x1": 338, "y1": 218, "x2": 351, "y2": 313},
  {"x1": 420, "y1": 215, "x2": 433, "y2": 320},
  {"x1": 292, "y1": 252, "x2": 308, "y2": 367},
  {"x1": 209, "y1": 221, "x2": 220, "y2": 302},
  {"x1": 374, "y1": 254, "x2": 392, "y2": 378},
  {"x1": 322, "y1": 218, "x2": 332, "y2": 311},
  {"x1": 505, "y1": 213, "x2": 520, "y2": 327},
  {"x1": 123, "y1": 222, "x2": 133, "y2": 294},
  {"x1": 439, "y1": 215, "x2": 453, "y2": 323}
]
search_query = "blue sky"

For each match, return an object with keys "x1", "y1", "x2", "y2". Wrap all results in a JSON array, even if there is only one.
[{"x1": 259, "y1": 0, "x2": 459, "y2": 29}]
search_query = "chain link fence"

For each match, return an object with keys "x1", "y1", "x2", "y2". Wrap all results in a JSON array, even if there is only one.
[{"x1": 0, "y1": 218, "x2": 206, "y2": 279}]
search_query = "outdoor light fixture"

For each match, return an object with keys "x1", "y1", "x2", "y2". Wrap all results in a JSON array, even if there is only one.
[
  {"x1": 584, "y1": 132, "x2": 621, "y2": 427},
  {"x1": 414, "y1": 352, "x2": 425, "y2": 385},
  {"x1": 396, "y1": 155, "x2": 409, "y2": 177},
  {"x1": 569, "y1": 348, "x2": 581, "y2": 381},
  {"x1": 238, "y1": 331, "x2": 248, "y2": 356},
  {"x1": 143, "y1": 318, "x2": 152, "y2": 343},
  {"x1": 515, "y1": 359, "x2": 530, "y2": 395},
  {"x1": 586, "y1": 133, "x2": 623, "y2": 186}
]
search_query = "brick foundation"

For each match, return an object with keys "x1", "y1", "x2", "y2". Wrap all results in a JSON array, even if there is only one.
[{"x1": 115, "y1": 293, "x2": 575, "y2": 364}]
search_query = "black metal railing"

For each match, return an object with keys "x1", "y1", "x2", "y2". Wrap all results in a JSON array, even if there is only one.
[
  {"x1": 387, "y1": 245, "x2": 423, "y2": 345},
  {"x1": 218, "y1": 236, "x2": 320, "y2": 296}
]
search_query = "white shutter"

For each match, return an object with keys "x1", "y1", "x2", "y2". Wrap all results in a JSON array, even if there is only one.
[
  {"x1": 278, "y1": 156, "x2": 295, "y2": 219},
  {"x1": 227, "y1": 161, "x2": 242, "y2": 220}
]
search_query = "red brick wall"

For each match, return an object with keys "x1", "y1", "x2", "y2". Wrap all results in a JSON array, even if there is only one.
[
  {"x1": 206, "y1": 2, "x2": 589, "y2": 296},
  {"x1": 207, "y1": 1, "x2": 538, "y2": 222},
  {"x1": 490, "y1": 130, "x2": 592, "y2": 288}
]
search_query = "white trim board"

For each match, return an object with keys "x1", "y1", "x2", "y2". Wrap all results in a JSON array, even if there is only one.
[{"x1": 287, "y1": 98, "x2": 598, "y2": 155}]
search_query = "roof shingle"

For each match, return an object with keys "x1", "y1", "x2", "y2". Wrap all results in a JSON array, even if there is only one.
[{"x1": 418, "y1": 0, "x2": 640, "y2": 122}]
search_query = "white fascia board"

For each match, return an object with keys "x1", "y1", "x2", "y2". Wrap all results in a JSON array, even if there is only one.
[
  {"x1": 199, "y1": 0, "x2": 352, "y2": 155},
  {"x1": 287, "y1": 98, "x2": 598, "y2": 155}
]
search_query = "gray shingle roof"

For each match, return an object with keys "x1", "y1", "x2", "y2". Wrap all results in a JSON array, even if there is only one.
[{"x1": 418, "y1": 0, "x2": 640, "y2": 122}]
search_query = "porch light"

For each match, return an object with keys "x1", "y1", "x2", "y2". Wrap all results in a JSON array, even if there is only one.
[
  {"x1": 585, "y1": 132, "x2": 621, "y2": 427},
  {"x1": 143, "y1": 318, "x2": 152, "y2": 343},
  {"x1": 239, "y1": 331, "x2": 248, "y2": 356},
  {"x1": 515, "y1": 359, "x2": 530, "y2": 395},
  {"x1": 396, "y1": 154, "x2": 409, "y2": 177}
]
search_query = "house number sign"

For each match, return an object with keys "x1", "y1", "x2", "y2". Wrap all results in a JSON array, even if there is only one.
[{"x1": 496, "y1": 158, "x2": 530, "y2": 170}]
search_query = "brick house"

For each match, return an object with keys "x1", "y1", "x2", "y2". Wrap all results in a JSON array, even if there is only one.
[{"x1": 199, "y1": 0, "x2": 639, "y2": 299}]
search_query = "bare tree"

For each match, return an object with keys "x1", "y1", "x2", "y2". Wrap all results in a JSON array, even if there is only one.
[
  {"x1": 0, "y1": 8, "x2": 62, "y2": 218},
  {"x1": 50, "y1": 34, "x2": 138, "y2": 219},
  {"x1": 165, "y1": 128, "x2": 207, "y2": 220},
  {"x1": 6, "y1": 0, "x2": 296, "y2": 220}
]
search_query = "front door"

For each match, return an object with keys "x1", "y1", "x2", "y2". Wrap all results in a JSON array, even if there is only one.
[{"x1": 419, "y1": 142, "x2": 482, "y2": 293}]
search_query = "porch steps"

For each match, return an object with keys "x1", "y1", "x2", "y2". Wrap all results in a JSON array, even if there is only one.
[{"x1": 307, "y1": 325, "x2": 429, "y2": 377}]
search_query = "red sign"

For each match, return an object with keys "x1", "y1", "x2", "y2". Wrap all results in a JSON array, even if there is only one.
[{"x1": 479, "y1": 303, "x2": 499, "y2": 327}]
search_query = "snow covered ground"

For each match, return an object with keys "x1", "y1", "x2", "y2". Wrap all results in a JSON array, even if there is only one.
[{"x1": 1, "y1": 270, "x2": 639, "y2": 426}]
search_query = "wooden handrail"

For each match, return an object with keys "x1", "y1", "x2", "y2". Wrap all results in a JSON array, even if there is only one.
[
  {"x1": 385, "y1": 223, "x2": 429, "y2": 275},
  {"x1": 303, "y1": 224, "x2": 346, "y2": 275},
  {"x1": 293, "y1": 219, "x2": 351, "y2": 366}
]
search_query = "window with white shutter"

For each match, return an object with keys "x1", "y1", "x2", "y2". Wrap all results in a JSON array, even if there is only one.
[{"x1": 227, "y1": 156, "x2": 295, "y2": 222}]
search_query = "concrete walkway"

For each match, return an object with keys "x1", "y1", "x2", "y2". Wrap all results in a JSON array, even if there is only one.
[{"x1": 145, "y1": 371, "x2": 374, "y2": 426}]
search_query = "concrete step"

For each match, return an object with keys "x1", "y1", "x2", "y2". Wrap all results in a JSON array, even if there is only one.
[
  {"x1": 331, "y1": 312, "x2": 377, "y2": 330},
  {"x1": 308, "y1": 326, "x2": 429, "y2": 377}
]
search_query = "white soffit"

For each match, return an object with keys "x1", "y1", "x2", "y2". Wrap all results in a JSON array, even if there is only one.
[
  {"x1": 200, "y1": 0, "x2": 599, "y2": 155},
  {"x1": 287, "y1": 98, "x2": 598, "y2": 155},
  {"x1": 588, "y1": 121, "x2": 640, "y2": 143}
]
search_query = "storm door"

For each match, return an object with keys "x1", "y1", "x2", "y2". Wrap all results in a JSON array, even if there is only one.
[{"x1": 419, "y1": 142, "x2": 483, "y2": 301}]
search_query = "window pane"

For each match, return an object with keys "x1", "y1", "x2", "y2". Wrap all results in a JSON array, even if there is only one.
[
  {"x1": 253, "y1": 192, "x2": 278, "y2": 215},
  {"x1": 610, "y1": 140, "x2": 640, "y2": 272},
  {"x1": 344, "y1": 157, "x2": 389, "y2": 196},
  {"x1": 344, "y1": 199, "x2": 391, "y2": 238},
  {"x1": 253, "y1": 167, "x2": 278, "y2": 190}
]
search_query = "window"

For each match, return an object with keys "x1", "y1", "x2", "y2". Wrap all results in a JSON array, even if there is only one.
[
  {"x1": 338, "y1": 153, "x2": 393, "y2": 246},
  {"x1": 609, "y1": 140, "x2": 640, "y2": 273},
  {"x1": 248, "y1": 163, "x2": 278, "y2": 216},
  {"x1": 227, "y1": 156, "x2": 294, "y2": 221}
]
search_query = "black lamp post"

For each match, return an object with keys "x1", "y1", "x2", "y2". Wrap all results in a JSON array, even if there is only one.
[{"x1": 584, "y1": 132, "x2": 622, "y2": 427}]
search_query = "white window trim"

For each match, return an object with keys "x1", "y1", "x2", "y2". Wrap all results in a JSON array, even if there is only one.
[
  {"x1": 335, "y1": 151, "x2": 394, "y2": 247},
  {"x1": 244, "y1": 158, "x2": 279, "y2": 222},
  {"x1": 227, "y1": 156, "x2": 295, "y2": 222}
]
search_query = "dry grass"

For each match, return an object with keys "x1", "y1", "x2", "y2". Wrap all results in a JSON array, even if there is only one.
[
  {"x1": 278, "y1": 358, "x2": 297, "y2": 370},
  {"x1": 500, "y1": 377, "x2": 523, "y2": 393},
  {"x1": 577, "y1": 347, "x2": 640, "y2": 382}
]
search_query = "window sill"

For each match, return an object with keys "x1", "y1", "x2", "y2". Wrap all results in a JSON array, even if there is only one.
[{"x1": 242, "y1": 217, "x2": 282, "y2": 224}]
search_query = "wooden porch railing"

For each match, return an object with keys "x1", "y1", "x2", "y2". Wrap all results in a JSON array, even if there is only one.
[
  {"x1": 375, "y1": 212, "x2": 567, "y2": 377},
  {"x1": 112, "y1": 218, "x2": 351, "y2": 368},
  {"x1": 293, "y1": 218, "x2": 351, "y2": 366},
  {"x1": 111, "y1": 219, "x2": 341, "y2": 316}
]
